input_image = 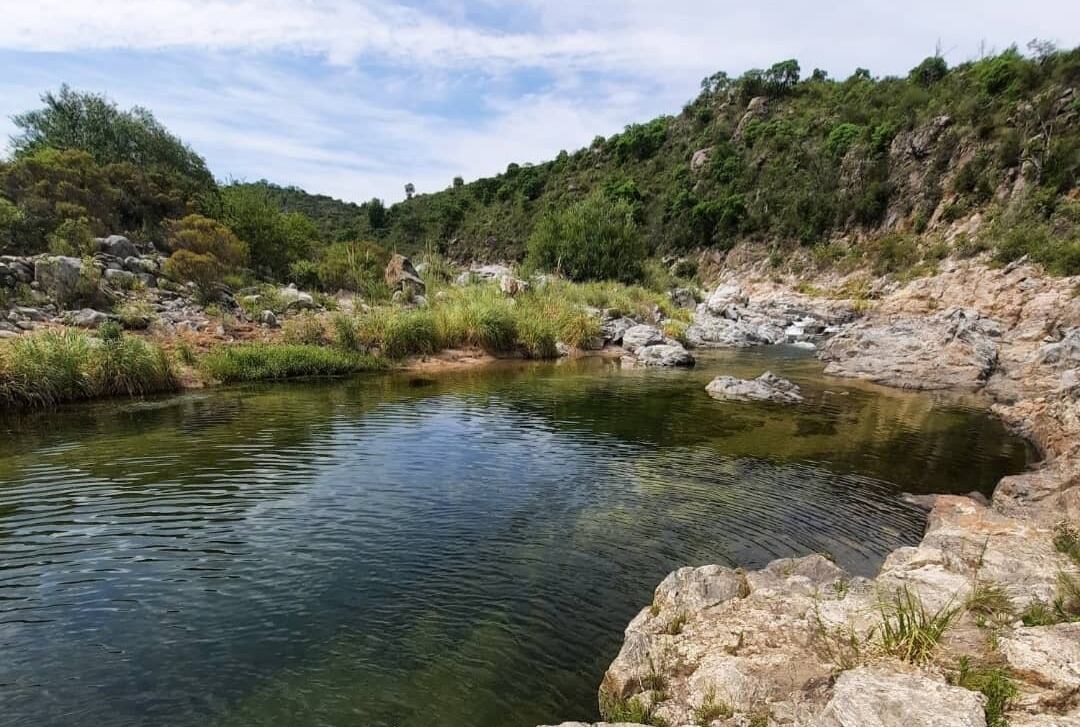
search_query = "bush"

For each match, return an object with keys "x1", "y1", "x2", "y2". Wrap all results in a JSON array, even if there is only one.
[
  {"x1": 826, "y1": 123, "x2": 862, "y2": 157},
  {"x1": 200, "y1": 343, "x2": 381, "y2": 382},
  {"x1": 0, "y1": 328, "x2": 178, "y2": 408},
  {"x1": 317, "y1": 240, "x2": 390, "y2": 296},
  {"x1": 909, "y1": 56, "x2": 948, "y2": 87},
  {"x1": 47, "y1": 217, "x2": 96, "y2": 256},
  {"x1": 219, "y1": 184, "x2": 320, "y2": 278},
  {"x1": 281, "y1": 314, "x2": 326, "y2": 346},
  {"x1": 163, "y1": 249, "x2": 224, "y2": 291},
  {"x1": 611, "y1": 118, "x2": 668, "y2": 162},
  {"x1": 526, "y1": 193, "x2": 646, "y2": 283},
  {"x1": 167, "y1": 214, "x2": 247, "y2": 267}
]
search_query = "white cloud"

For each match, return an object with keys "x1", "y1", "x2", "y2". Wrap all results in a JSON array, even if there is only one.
[{"x1": 0, "y1": 1, "x2": 1076, "y2": 202}]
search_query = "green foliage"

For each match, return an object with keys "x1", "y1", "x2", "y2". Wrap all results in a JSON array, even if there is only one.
[
  {"x1": 952, "y1": 657, "x2": 1019, "y2": 727},
  {"x1": 162, "y1": 215, "x2": 246, "y2": 292},
  {"x1": 0, "y1": 328, "x2": 178, "y2": 408},
  {"x1": 990, "y1": 195, "x2": 1080, "y2": 276},
  {"x1": 219, "y1": 184, "x2": 320, "y2": 278},
  {"x1": 281, "y1": 314, "x2": 327, "y2": 346},
  {"x1": 872, "y1": 586, "x2": 959, "y2": 663},
  {"x1": 611, "y1": 118, "x2": 669, "y2": 162},
  {"x1": 11, "y1": 85, "x2": 213, "y2": 194},
  {"x1": 600, "y1": 692, "x2": 665, "y2": 726},
  {"x1": 1054, "y1": 521, "x2": 1080, "y2": 564},
  {"x1": 316, "y1": 240, "x2": 390, "y2": 296},
  {"x1": 47, "y1": 217, "x2": 96, "y2": 257},
  {"x1": 200, "y1": 343, "x2": 381, "y2": 382},
  {"x1": 526, "y1": 193, "x2": 646, "y2": 283},
  {"x1": 826, "y1": 123, "x2": 862, "y2": 157},
  {"x1": 910, "y1": 56, "x2": 949, "y2": 87}
]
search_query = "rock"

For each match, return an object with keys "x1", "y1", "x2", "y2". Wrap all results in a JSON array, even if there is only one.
[
  {"x1": 123, "y1": 256, "x2": 160, "y2": 275},
  {"x1": 670, "y1": 288, "x2": 697, "y2": 310},
  {"x1": 601, "y1": 317, "x2": 638, "y2": 345},
  {"x1": 453, "y1": 271, "x2": 474, "y2": 287},
  {"x1": 384, "y1": 254, "x2": 426, "y2": 295},
  {"x1": 260, "y1": 310, "x2": 278, "y2": 327},
  {"x1": 635, "y1": 343, "x2": 694, "y2": 367},
  {"x1": 999, "y1": 623, "x2": 1080, "y2": 700},
  {"x1": 821, "y1": 308, "x2": 1000, "y2": 390},
  {"x1": 555, "y1": 342, "x2": 572, "y2": 357},
  {"x1": 34, "y1": 256, "x2": 84, "y2": 304},
  {"x1": 622, "y1": 325, "x2": 666, "y2": 352},
  {"x1": 0, "y1": 330, "x2": 19, "y2": 339},
  {"x1": 499, "y1": 275, "x2": 529, "y2": 296},
  {"x1": 277, "y1": 284, "x2": 316, "y2": 310},
  {"x1": 136, "y1": 273, "x2": 157, "y2": 288},
  {"x1": 97, "y1": 235, "x2": 138, "y2": 259},
  {"x1": 13, "y1": 306, "x2": 47, "y2": 322},
  {"x1": 733, "y1": 96, "x2": 768, "y2": 140},
  {"x1": 1035, "y1": 328, "x2": 1080, "y2": 369},
  {"x1": 690, "y1": 147, "x2": 712, "y2": 173},
  {"x1": 814, "y1": 667, "x2": 987, "y2": 727},
  {"x1": 103, "y1": 268, "x2": 137, "y2": 286},
  {"x1": 70, "y1": 308, "x2": 110, "y2": 328},
  {"x1": 706, "y1": 371, "x2": 804, "y2": 403},
  {"x1": 705, "y1": 284, "x2": 748, "y2": 315},
  {"x1": 470, "y1": 264, "x2": 513, "y2": 280}
]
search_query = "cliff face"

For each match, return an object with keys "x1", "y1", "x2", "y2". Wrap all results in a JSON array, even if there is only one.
[{"x1": 542, "y1": 257, "x2": 1080, "y2": 727}]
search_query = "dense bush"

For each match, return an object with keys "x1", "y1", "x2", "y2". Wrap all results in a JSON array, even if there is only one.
[
  {"x1": 218, "y1": 184, "x2": 320, "y2": 279},
  {"x1": 162, "y1": 215, "x2": 247, "y2": 292},
  {"x1": 526, "y1": 193, "x2": 646, "y2": 282},
  {"x1": 316, "y1": 240, "x2": 390, "y2": 295}
]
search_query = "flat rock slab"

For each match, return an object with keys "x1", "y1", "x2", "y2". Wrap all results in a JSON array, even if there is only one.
[{"x1": 706, "y1": 371, "x2": 803, "y2": 403}]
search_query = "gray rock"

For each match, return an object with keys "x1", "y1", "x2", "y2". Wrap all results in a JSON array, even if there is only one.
[
  {"x1": 13, "y1": 306, "x2": 47, "y2": 322},
  {"x1": 601, "y1": 317, "x2": 638, "y2": 345},
  {"x1": 97, "y1": 235, "x2": 138, "y2": 259},
  {"x1": 34, "y1": 256, "x2": 84, "y2": 304},
  {"x1": 278, "y1": 285, "x2": 316, "y2": 310},
  {"x1": 70, "y1": 308, "x2": 110, "y2": 328},
  {"x1": 814, "y1": 667, "x2": 986, "y2": 727},
  {"x1": 670, "y1": 287, "x2": 697, "y2": 309},
  {"x1": 103, "y1": 268, "x2": 137, "y2": 286},
  {"x1": 690, "y1": 147, "x2": 712, "y2": 173},
  {"x1": 499, "y1": 275, "x2": 529, "y2": 296},
  {"x1": 635, "y1": 344, "x2": 695, "y2": 367},
  {"x1": 0, "y1": 329, "x2": 20, "y2": 339},
  {"x1": 622, "y1": 324, "x2": 666, "y2": 352},
  {"x1": 470, "y1": 264, "x2": 513, "y2": 280},
  {"x1": 1036, "y1": 327, "x2": 1080, "y2": 369},
  {"x1": 706, "y1": 371, "x2": 803, "y2": 403},
  {"x1": 136, "y1": 273, "x2": 157, "y2": 288},
  {"x1": 260, "y1": 310, "x2": 279, "y2": 327},
  {"x1": 384, "y1": 254, "x2": 426, "y2": 295}
]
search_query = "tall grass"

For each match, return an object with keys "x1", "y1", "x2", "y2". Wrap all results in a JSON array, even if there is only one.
[
  {"x1": 0, "y1": 328, "x2": 178, "y2": 408},
  {"x1": 350, "y1": 283, "x2": 603, "y2": 359},
  {"x1": 200, "y1": 343, "x2": 383, "y2": 383},
  {"x1": 872, "y1": 585, "x2": 959, "y2": 663}
]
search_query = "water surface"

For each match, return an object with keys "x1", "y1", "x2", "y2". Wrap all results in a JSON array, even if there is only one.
[{"x1": 0, "y1": 348, "x2": 1029, "y2": 727}]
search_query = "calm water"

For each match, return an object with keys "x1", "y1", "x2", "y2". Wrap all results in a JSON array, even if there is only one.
[{"x1": 0, "y1": 348, "x2": 1029, "y2": 727}]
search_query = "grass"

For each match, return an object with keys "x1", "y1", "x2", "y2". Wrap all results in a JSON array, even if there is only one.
[
  {"x1": 694, "y1": 687, "x2": 734, "y2": 725},
  {"x1": 662, "y1": 612, "x2": 689, "y2": 636},
  {"x1": 0, "y1": 327, "x2": 179, "y2": 408},
  {"x1": 873, "y1": 585, "x2": 959, "y2": 663},
  {"x1": 1053, "y1": 521, "x2": 1080, "y2": 565},
  {"x1": 952, "y1": 657, "x2": 1019, "y2": 727},
  {"x1": 599, "y1": 692, "x2": 666, "y2": 727},
  {"x1": 965, "y1": 581, "x2": 1015, "y2": 625},
  {"x1": 200, "y1": 343, "x2": 383, "y2": 383},
  {"x1": 1020, "y1": 570, "x2": 1080, "y2": 626}
]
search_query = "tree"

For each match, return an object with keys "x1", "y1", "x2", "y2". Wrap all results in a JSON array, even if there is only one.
[
  {"x1": 452, "y1": 176, "x2": 464, "y2": 188},
  {"x1": 764, "y1": 59, "x2": 801, "y2": 95},
  {"x1": 909, "y1": 56, "x2": 948, "y2": 87},
  {"x1": 219, "y1": 184, "x2": 319, "y2": 278},
  {"x1": 366, "y1": 197, "x2": 387, "y2": 230},
  {"x1": 405, "y1": 182, "x2": 415, "y2": 199},
  {"x1": 162, "y1": 214, "x2": 246, "y2": 293},
  {"x1": 526, "y1": 193, "x2": 645, "y2": 283},
  {"x1": 11, "y1": 86, "x2": 214, "y2": 196}
]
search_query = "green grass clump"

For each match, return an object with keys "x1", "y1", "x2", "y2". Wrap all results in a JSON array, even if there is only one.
[
  {"x1": 281, "y1": 314, "x2": 327, "y2": 346},
  {"x1": 952, "y1": 657, "x2": 1018, "y2": 727},
  {"x1": 599, "y1": 692, "x2": 666, "y2": 726},
  {"x1": 201, "y1": 343, "x2": 382, "y2": 383},
  {"x1": 0, "y1": 327, "x2": 178, "y2": 408},
  {"x1": 1053, "y1": 521, "x2": 1080, "y2": 564},
  {"x1": 965, "y1": 581, "x2": 1014, "y2": 623},
  {"x1": 873, "y1": 585, "x2": 959, "y2": 663},
  {"x1": 694, "y1": 688, "x2": 734, "y2": 725}
]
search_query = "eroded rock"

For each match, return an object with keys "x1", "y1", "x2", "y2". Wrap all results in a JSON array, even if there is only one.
[{"x1": 706, "y1": 371, "x2": 803, "y2": 403}]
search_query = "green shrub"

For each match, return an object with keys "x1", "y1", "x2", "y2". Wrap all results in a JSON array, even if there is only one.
[
  {"x1": 163, "y1": 249, "x2": 224, "y2": 291},
  {"x1": 526, "y1": 193, "x2": 646, "y2": 283},
  {"x1": 281, "y1": 314, "x2": 326, "y2": 346},
  {"x1": 611, "y1": 118, "x2": 669, "y2": 162},
  {"x1": 826, "y1": 123, "x2": 863, "y2": 157},
  {"x1": 909, "y1": 56, "x2": 948, "y2": 87},
  {"x1": 330, "y1": 312, "x2": 361, "y2": 351},
  {"x1": 47, "y1": 217, "x2": 96, "y2": 256},
  {"x1": 167, "y1": 214, "x2": 247, "y2": 267},
  {"x1": 317, "y1": 240, "x2": 390, "y2": 296},
  {"x1": 0, "y1": 328, "x2": 178, "y2": 408},
  {"x1": 200, "y1": 343, "x2": 381, "y2": 382}
]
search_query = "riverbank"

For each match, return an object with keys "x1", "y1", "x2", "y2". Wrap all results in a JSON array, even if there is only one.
[{"x1": 544, "y1": 255, "x2": 1080, "y2": 727}]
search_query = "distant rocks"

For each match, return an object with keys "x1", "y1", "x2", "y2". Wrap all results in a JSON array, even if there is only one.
[{"x1": 706, "y1": 371, "x2": 803, "y2": 403}]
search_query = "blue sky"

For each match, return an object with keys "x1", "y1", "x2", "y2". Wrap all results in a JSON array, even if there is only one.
[{"x1": 1, "y1": 1, "x2": 1076, "y2": 203}]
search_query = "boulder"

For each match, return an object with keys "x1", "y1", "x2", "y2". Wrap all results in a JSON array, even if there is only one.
[
  {"x1": 814, "y1": 667, "x2": 987, "y2": 727},
  {"x1": 260, "y1": 310, "x2": 279, "y2": 327},
  {"x1": 670, "y1": 287, "x2": 697, "y2": 309},
  {"x1": 499, "y1": 275, "x2": 529, "y2": 296},
  {"x1": 385, "y1": 254, "x2": 426, "y2": 295},
  {"x1": 821, "y1": 308, "x2": 1000, "y2": 390},
  {"x1": 470, "y1": 264, "x2": 513, "y2": 280},
  {"x1": 34, "y1": 256, "x2": 84, "y2": 304},
  {"x1": 706, "y1": 371, "x2": 804, "y2": 403},
  {"x1": 622, "y1": 324, "x2": 666, "y2": 352},
  {"x1": 97, "y1": 235, "x2": 139, "y2": 259},
  {"x1": 601, "y1": 317, "x2": 638, "y2": 345},
  {"x1": 103, "y1": 268, "x2": 137, "y2": 286},
  {"x1": 70, "y1": 308, "x2": 110, "y2": 328},
  {"x1": 635, "y1": 343, "x2": 694, "y2": 367},
  {"x1": 1036, "y1": 327, "x2": 1080, "y2": 369},
  {"x1": 690, "y1": 147, "x2": 712, "y2": 173},
  {"x1": 278, "y1": 284, "x2": 316, "y2": 310}
]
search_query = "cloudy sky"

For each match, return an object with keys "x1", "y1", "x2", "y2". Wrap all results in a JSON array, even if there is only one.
[{"x1": 1, "y1": 1, "x2": 1076, "y2": 202}]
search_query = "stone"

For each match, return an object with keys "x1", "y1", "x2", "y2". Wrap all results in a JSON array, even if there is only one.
[
  {"x1": 821, "y1": 308, "x2": 1000, "y2": 390},
  {"x1": 103, "y1": 268, "x2": 137, "y2": 286},
  {"x1": 277, "y1": 284, "x2": 316, "y2": 310},
  {"x1": 999, "y1": 624, "x2": 1080, "y2": 697},
  {"x1": 601, "y1": 317, "x2": 638, "y2": 345},
  {"x1": 814, "y1": 667, "x2": 987, "y2": 727},
  {"x1": 260, "y1": 310, "x2": 279, "y2": 327},
  {"x1": 97, "y1": 235, "x2": 139, "y2": 259},
  {"x1": 635, "y1": 343, "x2": 694, "y2": 367},
  {"x1": 13, "y1": 306, "x2": 47, "y2": 322},
  {"x1": 470, "y1": 264, "x2": 513, "y2": 280},
  {"x1": 706, "y1": 371, "x2": 804, "y2": 403},
  {"x1": 34, "y1": 256, "x2": 84, "y2": 304},
  {"x1": 1036, "y1": 328, "x2": 1080, "y2": 369},
  {"x1": 70, "y1": 308, "x2": 110, "y2": 328},
  {"x1": 385, "y1": 254, "x2": 426, "y2": 295},
  {"x1": 670, "y1": 287, "x2": 697, "y2": 309},
  {"x1": 621, "y1": 325, "x2": 666, "y2": 352},
  {"x1": 499, "y1": 275, "x2": 529, "y2": 296},
  {"x1": 690, "y1": 147, "x2": 712, "y2": 173}
]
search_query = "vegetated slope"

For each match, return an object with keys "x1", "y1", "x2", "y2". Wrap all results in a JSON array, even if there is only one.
[
  {"x1": 370, "y1": 47, "x2": 1078, "y2": 273},
  {"x1": 230, "y1": 180, "x2": 367, "y2": 244}
]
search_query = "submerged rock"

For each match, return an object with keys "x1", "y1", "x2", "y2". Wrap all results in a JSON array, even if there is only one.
[
  {"x1": 635, "y1": 343, "x2": 694, "y2": 367},
  {"x1": 705, "y1": 371, "x2": 803, "y2": 403}
]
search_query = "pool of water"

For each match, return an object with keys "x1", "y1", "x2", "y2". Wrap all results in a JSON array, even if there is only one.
[{"x1": 0, "y1": 348, "x2": 1030, "y2": 727}]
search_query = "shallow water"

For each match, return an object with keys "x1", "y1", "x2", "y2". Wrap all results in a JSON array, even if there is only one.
[{"x1": 0, "y1": 348, "x2": 1029, "y2": 727}]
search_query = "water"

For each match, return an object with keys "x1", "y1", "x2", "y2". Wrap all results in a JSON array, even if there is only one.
[{"x1": 0, "y1": 348, "x2": 1029, "y2": 727}]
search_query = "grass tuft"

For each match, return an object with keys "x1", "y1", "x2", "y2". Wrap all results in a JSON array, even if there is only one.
[
  {"x1": 873, "y1": 585, "x2": 959, "y2": 663},
  {"x1": 952, "y1": 657, "x2": 1019, "y2": 727}
]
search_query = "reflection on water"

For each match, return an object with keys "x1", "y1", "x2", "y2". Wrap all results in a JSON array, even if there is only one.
[{"x1": 0, "y1": 348, "x2": 1029, "y2": 727}]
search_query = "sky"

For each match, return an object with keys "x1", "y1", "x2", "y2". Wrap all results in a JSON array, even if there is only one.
[{"x1": 0, "y1": 1, "x2": 1076, "y2": 203}]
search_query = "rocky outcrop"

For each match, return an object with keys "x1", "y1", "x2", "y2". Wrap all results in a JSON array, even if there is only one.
[
  {"x1": 815, "y1": 667, "x2": 987, "y2": 727},
  {"x1": 620, "y1": 324, "x2": 695, "y2": 367},
  {"x1": 34, "y1": 256, "x2": 85, "y2": 305},
  {"x1": 384, "y1": 254, "x2": 426, "y2": 295},
  {"x1": 706, "y1": 371, "x2": 803, "y2": 403},
  {"x1": 821, "y1": 308, "x2": 1001, "y2": 390}
]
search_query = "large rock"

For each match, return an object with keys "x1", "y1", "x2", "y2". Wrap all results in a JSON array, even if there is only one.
[
  {"x1": 70, "y1": 308, "x2": 110, "y2": 328},
  {"x1": 601, "y1": 317, "x2": 639, "y2": 345},
  {"x1": 635, "y1": 343, "x2": 694, "y2": 367},
  {"x1": 384, "y1": 254, "x2": 426, "y2": 295},
  {"x1": 1036, "y1": 327, "x2": 1080, "y2": 369},
  {"x1": 277, "y1": 284, "x2": 316, "y2": 310},
  {"x1": 813, "y1": 667, "x2": 987, "y2": 727},
  {"x1": 821, "y1": 308, "x2": 1000, "y2": 390},
  {"x1": 622, "y1": 324, "x2": 666, "y2": 352},
  {"x1": 34, "y1": 256, "x2": 84, "y2": 304},
  {"x1": 96, "y1": 235, "x2": 139, "y2": 259},
  {"x1": 706, "y1": 371, "x2": 803, "y2": 403}
]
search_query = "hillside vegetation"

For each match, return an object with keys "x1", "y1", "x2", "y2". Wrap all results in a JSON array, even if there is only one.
[{"x1": 1, "y1": 44, "x2": 1078, "y2": 296}]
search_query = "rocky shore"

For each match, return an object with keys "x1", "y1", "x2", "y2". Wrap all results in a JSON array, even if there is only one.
[{"x1": 544, "y1": 256, "x2": 1080, "y2": 727}]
